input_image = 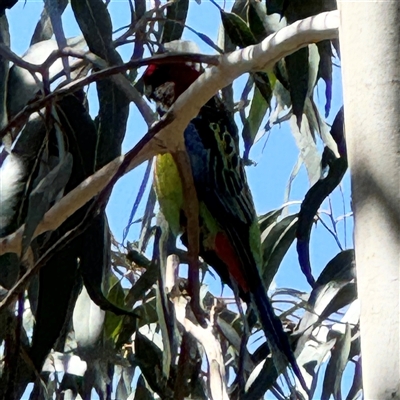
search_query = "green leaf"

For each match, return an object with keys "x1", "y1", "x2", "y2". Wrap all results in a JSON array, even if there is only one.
[
  {"x1": 70, "y1": 0, "x2": 113, "y2": 61},
  {"x1": 319, "y1": 282, "x2": 357, "y2": 322},
  {"x1": 322, "y1": 324, "x2": 352, "y2": 400},
  {"x1": 134, "y1": 375, "x2": 155, "y2": 400},
  {"x1": 220, "y1": 10, "x2": 257, "y2": 48},
  {"x1": 71, "y1": 0, "x2": 130, "y2": 169},
  {"x1": 73, "y1": 285, "x2": 105, "y2": 348},
  {"x1": 104, "y1": 274, "x2": 126, "y2": 340},
  {"x1": 242, "y1": 85, "x2": 269, "y2": 159},
  {"x1": 22, "y1": 152, "x2": 73, "y2": 253},
  {"x1": 345, "y1": 360, "x2": 362, "y2": 400},
  {"x1": 317, "y1": 40, "x2": 333, "y2": 117},
  {"x1": 316, "y1": 250, "x2": 356, "y2": 286},
  {"x1": 243, "y1": 357, "x2": 277, "y2": 400},
  {"x1": 248, "y1": 0, "x2": 267, "y2": 41},
  {"x1": 261, "y1": 214, "x2": 298, "y2": 289},
  {"x1": 231, "y1": 0, "x2": 248, "y2": 19},
  {"x1": 258, "y1": 208, "x2": 284, "y2": 233},
  {"x1": 162, "y1": 0, "x2": 189, "y2": 43},
  {"x1": 285, "y1": 47, "x2": 309, "y2": 125},
  {"x1": 265, "y1": 0, "x2": 286, "y2": 16},
  {"x1": 30, "y1": 0, "x2": 69, "y2": 45},
  {"x1": 296, "y1": 108, "x2": 347, "y2": 286},
  {"x1": 253, "y1": 71, "x2": 273, "y2": 102},
  {"x1": 135, "y1": 331, "x2": 170, "y2": 396}
]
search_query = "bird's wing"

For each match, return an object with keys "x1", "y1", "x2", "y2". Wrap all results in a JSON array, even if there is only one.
[{"x1": 184, "y1": 97, "x2": 262, "y2": 291}]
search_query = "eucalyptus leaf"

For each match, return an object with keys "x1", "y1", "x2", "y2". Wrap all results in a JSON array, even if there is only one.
[
  {"x1": 22, "y1": 152, "x2": 73, "y2": 253},
  {"x1": 321, "y1": 324, "x2": 352, "y2": 400},
  {"x1": 220, "y1": 9, "x2": 257, "y2": 48},
  {"x1": 261, "y1": 214, "x2": 298, "y2": 289},
  {"x1": 242, "y1": 85, "x2": 269, "y2": 159},
  {"x1": 73, "y1": 285, "x2": 105, "y2": 348},
  {"x1": 162, "y1": 0, "x2": 189, "y2": 43},
  {"x1": 285, "y1": 47, "x2": 309, "y2": 125}
]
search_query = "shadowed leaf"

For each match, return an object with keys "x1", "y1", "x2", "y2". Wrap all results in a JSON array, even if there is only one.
[
  {"x1": 261, "y1": 214, "x2": 298, "y2": 289},
  {"x1": 22, "y1": 152, "x2": 73, "y2": 253},
  {"x1": 317, "y1": 40, "x2": 333, "y2": 117},
  {"x1": 285, "y1": 47, "x2": 309, "y2": 125},
  {"x1": 220, "y1": 9, "x2": 257, "y2": 48},
  {"x1": 162, "y1": 0, "x2": 189, "y2": 43},
  {"x1": 322, "y1": 324, "x2": 351, "y2": 400}
]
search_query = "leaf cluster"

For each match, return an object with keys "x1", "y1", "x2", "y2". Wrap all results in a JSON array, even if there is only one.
[{"x1": 0, "y1": 1, "x2": 358, "y2": 399}]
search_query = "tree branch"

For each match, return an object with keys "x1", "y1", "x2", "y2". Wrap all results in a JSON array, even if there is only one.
[{"x1": 0, "y1": 11, "x2": 339, "y2": 257}]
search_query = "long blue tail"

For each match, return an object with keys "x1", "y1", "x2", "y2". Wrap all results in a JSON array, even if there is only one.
[{"x1": 250, "y1": 283, "x2": 307, "y2": 391}]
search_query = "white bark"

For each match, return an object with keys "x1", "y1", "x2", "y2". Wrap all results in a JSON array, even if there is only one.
[{"x1": 338, "y1": 2, "x2": 400, "y2": 399}]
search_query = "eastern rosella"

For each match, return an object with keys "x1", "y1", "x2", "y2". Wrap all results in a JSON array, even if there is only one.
[{"x1": 143, "y1": 62, "x2": 305, "y2": 389}]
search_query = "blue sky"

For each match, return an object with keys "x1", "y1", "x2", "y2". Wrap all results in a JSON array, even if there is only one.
[{"x1": 7, "y1": 1, "x2": 353, "y2": 398}]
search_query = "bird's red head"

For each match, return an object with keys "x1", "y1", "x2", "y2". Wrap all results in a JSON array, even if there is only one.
[{"x1": 143, "y1": 63, "x2": 202, "y2": 112}]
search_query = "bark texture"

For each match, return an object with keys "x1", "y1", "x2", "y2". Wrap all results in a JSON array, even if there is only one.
[{"x1": 339, "y1": 2, "x2": 400, "y2": 399}]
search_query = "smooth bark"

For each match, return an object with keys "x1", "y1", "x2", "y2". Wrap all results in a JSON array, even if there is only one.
[{"x1": 339, "y1": 2, "x2": 400, "y2": 399}]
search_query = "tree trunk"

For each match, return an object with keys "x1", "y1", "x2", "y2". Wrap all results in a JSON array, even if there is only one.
[{"x1": 338, "y1": 2, "x2": 400, "y2": 399}]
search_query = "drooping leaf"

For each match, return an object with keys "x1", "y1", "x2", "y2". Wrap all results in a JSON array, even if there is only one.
[
  {"x1": 70, "y1": 0, "x2": 113, "y2": 62},
  {"x1": 265, "y1": 0, "x2": 286, "y2": 16},
  {"x1": 316, "y1": 249, "x2": 355, "y2": 286},
  {"x1": 231, "y1": 0, "x2": 248, "y2": 19},
  {"x1": 133, "y1": 0, "x2": 146, "y2": 21},
  {"x1": 284, "y1": 0, "x2": 337, "y2": 24},
  {"x1": 30, "y1": 0, "x2": 69, "y2": 45},
  {"x1": 123, "y1": 160, "x2": 152, "y2": 243},
  {"x1": 116, "y1": 366, "x2": 136, "y2": 400},
  {"x1": 134, "y1": 331, "x2": 171, "y2": 397},
  {"x1": 248, "y1": 0, "x2": 268, "y2": 41},
  {"x1": 321, "y1": 324, "x2": 351, "y2": 400},
  {"x1": 285, "y1": 47, "x2": 309, "y2": 125},
  {"x1": 261, "y1": 214, "x2": 298, "y2": 289},
  {"x1": 73, "y1": 285, "x2": 105, "y2": 348},
  {"x1": 103, "y1": 274, "x2": 126, "y2": 340},
  {"x1": 138, "y1": 186, "x2": 157, "y2": 252},
  {"x1": 134, "y1": 375, "x2": 154, "y2": 400},
  {"x1": 185, "y1": 25, "x2": 224, "y2": 53},
  {"x1": 22, "y1": 152, "x2": 73, "y2": 254},
  {"x1": 80, "y1": 214, "x2": 136, "y2": 317},
  {"x1": 243, "y1": 358, "x2": 277, "y2": 400},
  {"x1": 283, "y1": 155, "x2": 302, "y2": 204},
  {"x1": 253, "y1": 71, "x2": 273, "y2": 103},
  {"x1": 297, "y1": 250, "x2": 355, "y2": 336},
  {"x1": 258, "y1": 207, "x2": 284, "y2": 233},
  {"x1": 242, "y1": 85, "x2": 269, "y2": 159},
  {"x1": 296, "y1": 108, "x2": 347, "y2": 286},
  {"x1": 71, "y1": 0, "x2": 129, "y2": 169},
  {"x1": 162, "y1": 0, "x2": 189, "y2": 43},
  {"x1": 319, "y1": 282, "x2": 357, "y2": 323},
  {"x1": 174, "y1": 332, "x2": 205, "y2": 399},
  {"x1": 290, "y1": 112, "x2": 321, "y2": 185},
  {"x1": 317, "y1": 40, "x2": 333, "y2": 117},
  {"x1": 220, "y1": 9, "x2": 257, "y2": 48},
  {"x1": 345, "y1": 359, "x2": 363, "y2": 400},
  {"x1": 125, "y1": 257, "x2": 158, "y2": 309}
]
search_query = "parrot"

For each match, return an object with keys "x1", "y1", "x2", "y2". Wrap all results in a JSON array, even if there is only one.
[{"x1": 143, "y1": 62, "x2": 306, "y2": 391}]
